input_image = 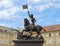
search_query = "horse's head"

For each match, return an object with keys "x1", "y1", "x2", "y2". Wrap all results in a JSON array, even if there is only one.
[{"x1": 24, "y1": 18, "x2": 30, "y2": 26}]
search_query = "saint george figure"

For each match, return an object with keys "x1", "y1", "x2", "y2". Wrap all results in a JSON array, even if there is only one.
[
  {"x1": 28, "y1": 11, "x2": 36, "y2": 25},
  {"x1": 23, "y1": 4, "x2": 36, "y2": 25}
]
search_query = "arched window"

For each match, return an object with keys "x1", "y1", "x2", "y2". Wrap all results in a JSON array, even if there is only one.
[
  {"x1": 0, "y1": 29, "x2": 3, "y2": 32},
  {"x1": 59, "y1": 32, "x2": 60, "y2": 36},
  {"x1": 49, "y1": 34, "x2": 51, "y2": 37}
]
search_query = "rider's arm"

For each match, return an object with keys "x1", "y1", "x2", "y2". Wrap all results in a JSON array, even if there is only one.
[{"x1": 28, "y1": 11, "x2": 31, "y2": 17}]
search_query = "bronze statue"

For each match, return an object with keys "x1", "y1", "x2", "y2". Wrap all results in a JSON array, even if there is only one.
[{"x1": 16, "y1": 10, "x2": 46, "y2": 40}]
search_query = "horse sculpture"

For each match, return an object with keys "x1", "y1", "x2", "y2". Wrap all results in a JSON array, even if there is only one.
[{"x1": 23, "y1": 18, "x2": 46, "y2": 37}]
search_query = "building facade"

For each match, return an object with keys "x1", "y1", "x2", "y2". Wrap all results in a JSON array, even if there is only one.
[
  {"x1": 0, "y1": 24, "x2": 60, "y2": 46},
  {"x1": 41, "y1": 24, "x2": 60, "y2": 46},
  {"x1": 0, "y1": 26, "x2": 17, "y2": 46}
]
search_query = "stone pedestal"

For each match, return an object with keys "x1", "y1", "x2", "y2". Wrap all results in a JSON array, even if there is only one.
[{"x1": 13, "y1": 39, "x2": 44, "y2": 46}]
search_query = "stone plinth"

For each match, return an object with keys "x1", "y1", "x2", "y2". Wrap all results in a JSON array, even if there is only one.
[{"x1": 13, "y1": 39, "x2": 44, "y2": 46}]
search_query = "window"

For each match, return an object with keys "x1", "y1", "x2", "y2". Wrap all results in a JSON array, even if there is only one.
[
  {"x1": 5, "y1": 30, "x2": 7, "y2": 32},
  {"x1": 59, "y1": 32, "x2": 60, "y2": 36},
  {"x1": 0, "y1": 29, "x2": 3, "y2": 32},
  {"x1": 9, "y1": 41, "x2": 11, "y2": 44},
  {"x1": 49, "y1": 34, "x2": 51, "y2": 37}
]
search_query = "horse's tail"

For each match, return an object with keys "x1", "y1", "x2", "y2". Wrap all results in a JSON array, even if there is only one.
[{"x1": 43, "y1": 28, "x2": 46, "y2": 32}]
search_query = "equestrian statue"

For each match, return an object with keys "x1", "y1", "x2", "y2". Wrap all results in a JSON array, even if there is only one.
[
  {"x1": 19, "y1": 11, "x2": 46, "y2": 40},
  {"x1": 16, "y1": 11, "x2": 46, "y2": 40}
]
